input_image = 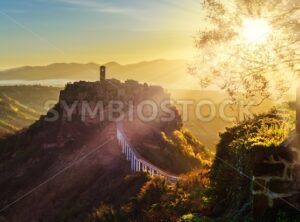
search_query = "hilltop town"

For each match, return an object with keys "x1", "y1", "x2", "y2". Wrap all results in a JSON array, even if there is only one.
[{"x1": 60, "y1": 66, "x2": 169, "y2": 103}]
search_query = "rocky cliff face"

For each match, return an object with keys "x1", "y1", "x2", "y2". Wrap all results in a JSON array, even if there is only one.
[
  {"x1": 0, "y1": 79, "x2": 185, "y2": 222},
  {"x1": 0, "y1": 121, "x2": 147, "y2": 222},
  {"x1": 252, "y1": 133, "x2": 300, "y2": 216},
  {"x1": 209, "y1": 108, "x2": 300, "y2": 219},
  {"x1": 39, "y1": 79, "x2": 179, "y2": 147}
]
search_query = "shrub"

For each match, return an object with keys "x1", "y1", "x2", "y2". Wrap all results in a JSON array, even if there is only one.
[{"x1": 210, "y1": 107, "x2": 295, "y2": 218}]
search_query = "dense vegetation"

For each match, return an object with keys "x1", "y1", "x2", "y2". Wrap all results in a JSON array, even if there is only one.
[
  {"x1": 138, "y1": 128, "x2": 212, "y2": 175},
  {"x1": 162, "y1": 129, "x2": 212, "y2": 169},
  {"x1": 86, "y1": 168, "x2": 211, "y2": 222},
  {"x1": 210, "y1": 107, "x2": 295, "y2": 219}
]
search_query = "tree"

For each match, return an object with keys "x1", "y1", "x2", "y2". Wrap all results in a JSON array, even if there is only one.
[{"x1": 190, "y1": 0, "x2": 300, "y2": 106}]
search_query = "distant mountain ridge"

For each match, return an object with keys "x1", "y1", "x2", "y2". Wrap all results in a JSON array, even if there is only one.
[{"x1": 0, "y1": 60, "x2": 199, "y2": 89}]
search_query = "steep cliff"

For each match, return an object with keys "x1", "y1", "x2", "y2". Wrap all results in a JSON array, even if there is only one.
[{"x1": 0, "y1": 79, "x2": 207, "y2": 222}]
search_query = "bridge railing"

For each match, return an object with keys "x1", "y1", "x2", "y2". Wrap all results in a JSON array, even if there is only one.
[{"x1": 116, "y1": 122, "x2": 179, "y2": 182}]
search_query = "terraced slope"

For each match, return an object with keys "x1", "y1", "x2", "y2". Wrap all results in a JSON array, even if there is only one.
[
  {"x1": 0, "y1": 86, "x2": 60, "y2": 136},
  {"x1": 0, "y1": 94, "x2": 40, "y2": 135}
]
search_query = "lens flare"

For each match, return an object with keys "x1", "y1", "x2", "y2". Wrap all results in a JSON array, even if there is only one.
[{"x1": 241, "y1": 19, "x2": 271, "y2": 44}]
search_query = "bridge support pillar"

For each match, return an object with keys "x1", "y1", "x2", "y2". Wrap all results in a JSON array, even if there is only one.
[
  {"x1": 127, "y1": 146, "x2": 130, "y2": 160},
  {"x1": 137, "y1": 161, "x2": 141, "y2": 172},
  {"x1": 136, "y1": 160, "x2": 139, "y2": 172},
  {"x1": 133, "y1": 157, "x2": 136, "y2": 172},
  {"x1": 117, "y1": 125, "x2": 178, "y2": 182}
]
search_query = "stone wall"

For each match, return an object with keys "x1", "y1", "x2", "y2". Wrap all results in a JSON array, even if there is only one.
[
  {"x1": 58, "y1": 79, "x2": 171, "y2": 126},
  {"x1": 252, "y1": 134, "x2": 300, "y2": 216}
]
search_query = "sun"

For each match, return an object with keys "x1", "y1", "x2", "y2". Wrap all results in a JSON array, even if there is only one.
[{"x1": 241, "y1": 19, "x2": 271, "y2": 44}]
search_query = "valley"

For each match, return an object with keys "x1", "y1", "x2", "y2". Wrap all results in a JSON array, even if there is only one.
[{"x1": 0, "y1": 86, "x2": 60, "y2": 137}]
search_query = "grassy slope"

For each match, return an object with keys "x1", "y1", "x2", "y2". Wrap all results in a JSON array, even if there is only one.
[
  {"x1": 0, "y1": 86, "x2": 60, "y2": 136},
  {"x1": 122, "y1": 117, "x2": 211, "y2": 175}
]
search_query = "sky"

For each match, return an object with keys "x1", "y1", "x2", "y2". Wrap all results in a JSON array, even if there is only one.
[{"x1": 0, "y1": 0, "x2": 204, "y2": 68}]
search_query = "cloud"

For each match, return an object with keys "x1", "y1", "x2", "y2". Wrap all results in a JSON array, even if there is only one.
[{"x1": 57, "y1": 0, "x2": 132, "y2": 14}]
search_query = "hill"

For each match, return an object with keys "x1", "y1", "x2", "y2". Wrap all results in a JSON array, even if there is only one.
[
  {"x1": 0, "y1": 85, "x2": 276, "y2": 148},
  {"x1": 0, "y1": 94, "x2": 38, "y2": 136},
  {"x1": 0, "y1": 86, "x2": 60, "y2": 136},
  {"x1": 0, "y1": 60, "x2": 199, "y2": 89},
  {"x1": 0, "y1": 80, "x2": 210, "y2": 222}
]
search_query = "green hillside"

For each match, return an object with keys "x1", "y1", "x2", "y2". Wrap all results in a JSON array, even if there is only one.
[{"x1": 0, "y1": 86, "x2": 60, "y2": 136}]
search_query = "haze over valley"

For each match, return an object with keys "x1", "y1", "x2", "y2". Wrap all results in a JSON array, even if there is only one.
[{"x1": 0, "y1": 59, "x2": 200, "y2": 89}]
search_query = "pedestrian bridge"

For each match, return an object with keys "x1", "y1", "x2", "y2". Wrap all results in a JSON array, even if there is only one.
[{"x1": 116, "y1": 122, "x2": 179, "y2": 182}]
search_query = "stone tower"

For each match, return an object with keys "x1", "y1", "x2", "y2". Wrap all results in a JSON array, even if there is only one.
[{"x1": 100, "y1": 66, "x2": 106, "y2": 82}]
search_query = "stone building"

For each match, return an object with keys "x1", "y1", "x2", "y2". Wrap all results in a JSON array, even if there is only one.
[
  {"x1": 100, "y1": 65, "x2": 106, "y2": 82},
  {"x1": 57, "y1": 66, "x2": 172, "y2": 126}
]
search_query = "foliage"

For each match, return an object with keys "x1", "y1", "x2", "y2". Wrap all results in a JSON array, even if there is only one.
[
  {"x1": 139, "y1": 127, "x2": 212, "y2": 175},
  {"x1": 163, "y1": 128, "x2": 212, "y2": 167},
  {"x1": 191, "y1": 0, "x2": 299, "y2": 105},
  {"x1": 84, "y1": 126, "x2": 214, "y2": 221},
  {"x1": 87, "y1": 168, "x2": 211, "y2": 222},
  {"x1": 210, "y1": 107, "x2": 295, "y2": 218},
  {"x1": 181, "y1": 214, "x2": 202, "y2": 222},
  {"x1": 87, "y1": 205, "x2": 116, "y2": 222}
]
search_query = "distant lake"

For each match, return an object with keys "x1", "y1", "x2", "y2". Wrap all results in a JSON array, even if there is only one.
[{"x1": 0, "y1": 79, "x2": 74, "y2": 86}]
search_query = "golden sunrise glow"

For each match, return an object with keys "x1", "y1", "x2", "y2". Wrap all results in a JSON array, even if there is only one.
[{"x1": 241, "y1": 19, "x2": 271, "y2": 44}]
